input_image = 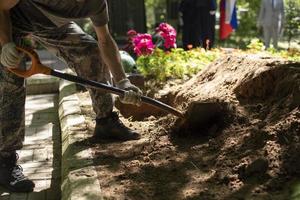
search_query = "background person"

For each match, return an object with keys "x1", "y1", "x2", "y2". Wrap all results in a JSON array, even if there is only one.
[{"x1": 258, "y1": 0, "x2": 285, "y2": 49}]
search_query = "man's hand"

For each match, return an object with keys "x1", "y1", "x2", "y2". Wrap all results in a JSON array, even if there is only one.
[
  {"x1": 0, "y1": 42, "x2": 22, "y2": 68},
  {"x1": 116, "y1": 78, "x2": 142, "y2": 106}
]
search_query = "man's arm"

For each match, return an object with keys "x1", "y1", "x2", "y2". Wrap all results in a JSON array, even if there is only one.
[
  {"x1": 93, "y1": 24, "x2": 142, "y2": 106},
  {"x1": 94, "y1": 24, "x2": 126, "y2": 83}
]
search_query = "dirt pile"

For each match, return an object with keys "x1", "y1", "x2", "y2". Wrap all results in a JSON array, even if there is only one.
[
  {"x1": 79, "y1": 53, "x2": 300, "y2": 200},
  {"x1": 165, "y1": 53, "x2": 300, "y2": 199}
]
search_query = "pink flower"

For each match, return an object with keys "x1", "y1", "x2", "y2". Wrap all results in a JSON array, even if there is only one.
[
  {"x1": 156, "y1": 23, "x2": 177, "y2": 49},
  {"x1": 133, "y1": 34, "x2": 155, "y2": 56}
]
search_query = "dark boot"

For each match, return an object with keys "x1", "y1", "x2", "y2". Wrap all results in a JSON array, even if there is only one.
[
  {"x1": 0, "y1": 153, "x2": 35, "y2": 193},
  {"x1": 93, "y1": 112, "x2": 141, "y2": 141}
]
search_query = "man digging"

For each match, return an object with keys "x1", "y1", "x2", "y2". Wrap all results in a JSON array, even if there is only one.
[{"x1": 0, "y1": 0, "x2": 142, "y2": 192}]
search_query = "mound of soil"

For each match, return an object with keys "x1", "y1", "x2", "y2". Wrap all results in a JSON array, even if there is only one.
[{"x1": 77, "y1": 53, "x2": 300, "y2": 200}]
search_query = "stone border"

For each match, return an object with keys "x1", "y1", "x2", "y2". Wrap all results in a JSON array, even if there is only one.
[
  {"x1": 26, "y1": 74, "x2": 59, "y2": 95},
  {"x1": 58, "y1": 72, "x2": 103, "y2": 200}
]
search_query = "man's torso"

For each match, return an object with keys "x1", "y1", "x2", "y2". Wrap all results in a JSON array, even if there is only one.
[{"x1": 10, "y1": 0, "x2": 108, "y2": 33}]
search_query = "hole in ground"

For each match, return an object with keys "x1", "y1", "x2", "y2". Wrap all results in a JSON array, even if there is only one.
[{"x1": 172, "y1": 101, "x2": 232, "y2": 137}]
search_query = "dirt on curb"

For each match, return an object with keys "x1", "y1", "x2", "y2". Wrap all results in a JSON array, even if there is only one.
[{"x1": 77, "y1": 53, "x2": 300, "y2": 200}]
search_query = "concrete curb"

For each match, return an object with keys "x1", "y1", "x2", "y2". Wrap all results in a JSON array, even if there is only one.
[
  {"x1": 58, "y1": 72, "x2": 103, "y2": 200},
  {"x1": 26, "y1": 74, "x2": 59, "y2": 95}
]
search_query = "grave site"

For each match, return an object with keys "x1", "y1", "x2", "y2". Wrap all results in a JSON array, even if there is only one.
[{"x1": 76, "y1": 53, "x2": 300, "y2": 200}]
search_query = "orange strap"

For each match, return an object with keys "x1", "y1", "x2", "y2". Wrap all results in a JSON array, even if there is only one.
[{"x1": 7, "y1": 47, "x2": 51, "y2": 78}]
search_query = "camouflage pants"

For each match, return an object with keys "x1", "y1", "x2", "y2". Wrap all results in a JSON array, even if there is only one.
[{"x1": 0, "y1": 22, "x2": 114, "y2": 156}]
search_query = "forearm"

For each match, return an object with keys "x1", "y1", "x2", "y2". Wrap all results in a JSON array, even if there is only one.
[
  {"x1": 0, "y1": 10, "x2": 13, "y2": 45},
  {"x1": 95, "y1": 26, "x2": 126, "y2": 82}
]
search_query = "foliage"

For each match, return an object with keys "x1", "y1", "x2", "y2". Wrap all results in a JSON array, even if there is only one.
[
  {"x1": 285, "y1": 0, "x2": 300, "y2": 47},
  {"x1": 268, "y1": 48, "x2": 300, "y2": 62},
  {"x1": 136, "y1": 48, "x2": 220, "y2": 81},
  {"x1": 136, "y1": 39, "x2": 299, "y2": 83},
  {"x1": 246, "y1": 38, "x2": 300, "y2": 61},
  {"x1": 246, "y1": 38, "x2": 265, "y2": 52},
  {"x1": 145, "y1": 0, "x2": 167, "y2": 29}
]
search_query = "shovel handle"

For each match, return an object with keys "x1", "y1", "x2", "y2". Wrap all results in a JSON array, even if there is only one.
[
  {"x1": 51, "y1": 70, "x2": 184, "y2": 118},
  {"x1": 7, "y1": 47, "x2": 51, "y2": 78},
  {"x1": 9, "y1": 47, "x2": 184, "y2": 118}
]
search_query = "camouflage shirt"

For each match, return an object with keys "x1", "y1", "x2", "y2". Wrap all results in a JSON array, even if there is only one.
[{"x1": 11, "y1": 0, "x2": 109, "y2": 30}]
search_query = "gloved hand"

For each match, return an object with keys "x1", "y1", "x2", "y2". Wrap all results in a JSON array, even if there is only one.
[
  {"x1": 0, "y1": 42, "x2": 23, "y2": 68},
  {"x1": 116, "y1": 78, "x2": 142, "y2": 106}
]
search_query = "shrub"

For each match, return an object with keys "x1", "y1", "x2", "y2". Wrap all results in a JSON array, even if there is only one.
[
  {"x1": 285, "y1": 0, "x2": 300, "y2": 47},
  {"x1": 136, "y1": 48, "x2": 220, "y2": 81}
]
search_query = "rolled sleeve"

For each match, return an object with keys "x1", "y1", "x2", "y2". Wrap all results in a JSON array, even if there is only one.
[{"x1": 90, "y1": 1, "x2": 109, "y2": 27}]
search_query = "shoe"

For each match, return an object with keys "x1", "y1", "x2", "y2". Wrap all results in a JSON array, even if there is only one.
[
  {"x1": 0, "y1": 153, "x2": 35, "y2": 193},
  {"x1": 93, "y1": 112, "x2": 141, "y2": 141}
]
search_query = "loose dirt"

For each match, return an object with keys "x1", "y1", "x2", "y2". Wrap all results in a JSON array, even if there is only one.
[{"x1": 77, "y1": 53, "x2": 300, "y2": 200}]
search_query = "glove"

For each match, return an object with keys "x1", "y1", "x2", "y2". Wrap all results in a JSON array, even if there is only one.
[
  {"x1": 0, "y1": 42, "x2": 23, "y2": 68},
  {"x1": 116, "y1": 78, "x2": 142, "y2": 106}
]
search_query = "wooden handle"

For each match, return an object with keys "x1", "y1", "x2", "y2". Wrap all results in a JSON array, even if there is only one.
[{"x1": 8, "y1": 47, "x2": 51, "y2": 78}]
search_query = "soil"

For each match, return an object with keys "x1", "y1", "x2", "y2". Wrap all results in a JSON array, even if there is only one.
[{"x1": 77, "y1": 52, "x2": 300, "y2": 200}]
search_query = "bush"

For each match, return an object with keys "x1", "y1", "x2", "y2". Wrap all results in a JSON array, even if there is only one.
[
  {"x1": 246, "y1": 38, "x2": 265, "y2": 52},
  {"x1": 136, "y1": 48, "x2": 220, "y2": 81},
  {"x1": 246, "y1": 39, "x2": 300, "y2": 61},
  {"x1": 285, "y1": 0, "x2": 300, "y2": 47}
]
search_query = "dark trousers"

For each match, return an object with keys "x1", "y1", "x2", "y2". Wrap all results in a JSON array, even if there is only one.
[{"x1": 182, "y1": 6, "x2": 216, "y2": 49}]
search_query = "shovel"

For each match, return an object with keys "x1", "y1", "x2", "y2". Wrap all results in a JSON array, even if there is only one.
[{"x1": 8, "y1": 47, "x2": 184, "y2": 118}]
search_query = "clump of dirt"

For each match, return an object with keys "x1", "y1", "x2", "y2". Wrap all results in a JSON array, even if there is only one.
[{"x1": 77, "y1": 53, "x2": 300, "y2": 200}]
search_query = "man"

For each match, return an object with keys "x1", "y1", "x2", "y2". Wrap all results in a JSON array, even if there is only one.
[
  {"x1": 179, "y1": 0, "x2": 217, "y2": 49},
  {"x1": 195, "y1": 0, "x2": 217, "y2": 49},
  {"x1": 258, "y1": 0, "x2": 285, "y2": 49},
  {"x1": 179, "y1": 0, "x2": 195, "y2": 49},
  {"x1": 0, "y1": 0, "x2": 142, "y2": 193}
]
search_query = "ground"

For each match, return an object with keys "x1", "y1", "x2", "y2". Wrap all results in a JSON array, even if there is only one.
[{"x1": 76, "y1": 52, "x2": 300, "y2": 200}]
